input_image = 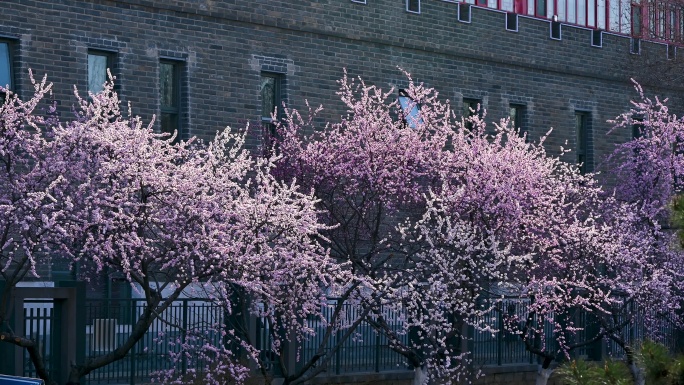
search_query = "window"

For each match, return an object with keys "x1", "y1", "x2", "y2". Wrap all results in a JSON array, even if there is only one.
[
  {"x1": 631, "y1": 114, "x2": 644, "y2": 139},
  {"x1": 407, "y1": 0, "x2": 420, "y2": 13},
  {"x1": 0, "y1": 40, "x2": 14, "y2": 104},
  {"x1": 261, "y1": 72, "x2": 284, "y2": 153},
  {"x1": 458, "y1": 3, "x2": 472, "y2": 22},
  {"x1": 506, "y1": 12, "x2": 519, "y2": 31},
  {"x1": 536, "y1": 0, "x2": 547, "y2": 17},
  {"x1": 576, "y1": 111, "x2": 592, "y2": 174},
  {"x1": 630, "y1": 37, "x2": 641, "y2": 54},
  {"x1": 159, "y1": 60, "x2": 183, "y2": 144},
  {"x1": 398, "y1": 89, "x2": 423, "y2": 129},
  {"x1": 592, "y1": 30, "x2": 603, "y2": 47},
  {"x1": 509, "y1": 104, "x2": 526, "y2": 137},
  {"x1": 551, "y1": 20, "x2": 562, "y2": 39},
  {"x1": 631, "y1": 5, "x2": 643, "y2": 37},
  {"x1": 88, "y1": 50, "x2": 114, "y2": 95},
  {"x1": 463, "y1": 98, "x2": 481, "y2": 130}
]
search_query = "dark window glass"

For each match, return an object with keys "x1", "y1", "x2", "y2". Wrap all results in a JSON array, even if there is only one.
[
  {"x1": 463, "y1": 98, "x2": 480, "y2": 118},
  {"x1": 407, "y1": 0, "x2": 420, "y2": 12},
  {"x1": 510, "y1": 104, "x2": 526, "y2": 138},
  {"x1": 463, "y1": 98, "x2": 481, "y2": 130},
  {"x1": 160, "y1": 62, "x2": 177, "y2": 109},
  {"x1": 160, "y1": 60, "x2": 182, "y2": 143},
  {"x1": 261, "y1": 74, "x2": 279, "y2": 121},
  {"x1": 261, "y1": 73, "x2": 284, "y2": 156},
  {"x1": 576, "y1": 112, "x2": 591, "y2": 174},
  {"x1": 398, "y1": 89, "x2": 423, "y2": 129},
  {"x1": 88, "y1": 51, "x2": 112, "y2": 95},
  {"x1": 632, "y1": 115, "x2": 644, "y2": 139}
]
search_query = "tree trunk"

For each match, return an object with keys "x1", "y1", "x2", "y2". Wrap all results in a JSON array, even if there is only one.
[
  {"x1": 412, "y1": 364, "x2": 428, "y2": 385},
  {"x1": 629, "y1": 362, "x2": 645, "y2": 385},
  {"x1": 535, "y1": 367, "x2": 553, "y2": 385},
  {"x1": 535, "y1": 357, "x2": 554, "y2": 385},
  {"x1": 624, "y1": 345, "x2": 645, "y2": 385}
]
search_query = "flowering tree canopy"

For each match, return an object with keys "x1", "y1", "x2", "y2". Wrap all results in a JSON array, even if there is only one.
[
  {"x1": 275, "y1": 72, "x2": 684, "y2": 385},
  {"x1": 2, "y1": 71, "x2": 683, "y2": 385},
  {"x1": 274, "y1": 71, "x2": 615, "y2": 383},
  {"x1": 0, "y1": 75, "x2": 343, "y2": 385}
]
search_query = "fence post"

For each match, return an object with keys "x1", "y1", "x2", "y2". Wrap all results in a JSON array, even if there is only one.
[
  {"x1": 182, "y1": 300, "x2": 188, "y2": 376},
  {"x1": 335, "y1": 328, "x2": 341, "y2": 375},
  {"x1": 497, "y1": 309, "x2": 503, "y2": 366},
  {"x1": 0, "y1": 281, "x2": 16, "y2": 376},
  {"x1": 375, "y1": 329, "x2": 381, "y2": 372},
  {"x1": 129, "y1": 299, "x2": 137, "y2": 385},
  {"x1": 56, "y1": 281, "x2": 85, "y2": 385}
]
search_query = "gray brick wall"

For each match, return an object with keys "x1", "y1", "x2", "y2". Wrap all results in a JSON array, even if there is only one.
[{"x1": 0, "y1": 0, "x2": 680, "y2": 171}]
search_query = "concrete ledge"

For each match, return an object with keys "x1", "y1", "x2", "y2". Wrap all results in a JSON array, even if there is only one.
[{"x1": 305, "y1": 370, "x2": 414, "y2": 385}]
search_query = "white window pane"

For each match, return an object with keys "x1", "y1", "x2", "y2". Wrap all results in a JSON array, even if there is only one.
[
  {"x1": 0, "y1": 43, "x2": 11, "y2": 89},
  {"x1": 568, "y1": 0, "x2": 577, "y2": 23},
  {"x1": 609, "y1": 0, "x2": 621, "y2": 31},
  {"x1": 558, "y1": 0, "x2": 567, "y2": 21},
  {"x1": 622, "y1": 0, "x2": 632, "y2": 33},
  {"x1": 597, "y1": 0, "x2": 606, "y2": 28},
  {"x1": 578, "y1": 0, "x2": 586, "y2": 25},
  {"x1": 88, "y1": 53, "x2": 108, "y2": 94}
]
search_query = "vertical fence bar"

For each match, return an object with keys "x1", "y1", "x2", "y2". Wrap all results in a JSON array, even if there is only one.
[
  {"x1": 497, "y1": 308, "x2": 503, "y2": 366},
  {"x1": 335, "y1": 328, "x2": 341, "y2": 375},
  {"x1": 375, "y1": 328, "x2": 381, "y2": 372},
  {"x1": 129, "y1": 299, "x2": 136, "y2": 385},
  {"x1": 182, "y1": 300, "x2": 188, "y2": 376}
]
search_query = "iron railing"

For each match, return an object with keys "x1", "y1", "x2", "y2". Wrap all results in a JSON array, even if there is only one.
[{"x1": 14, "y1": 296, "x2": 684, "y2": 385}]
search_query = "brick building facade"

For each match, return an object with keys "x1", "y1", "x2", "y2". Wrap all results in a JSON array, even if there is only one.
[{"x1": 1, "y1": 0, "x2": 682, "y2": 282}]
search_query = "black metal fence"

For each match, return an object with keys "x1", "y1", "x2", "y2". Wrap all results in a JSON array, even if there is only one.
[{"x1": 14, "y1": 297, "x2": 684, "y2": 385}]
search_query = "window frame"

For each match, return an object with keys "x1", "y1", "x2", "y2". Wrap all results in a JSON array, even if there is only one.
[
  {"x1": 159, "y1": 59, "x2": 184, "y2": 144},
  {"x1": 398, "y1": 89, "x2": 423, "y2": 129},
  {"x1": 87, "y1": 49, "x2": 115, "y2": 95},
  {"x1": 0, "y1": 39, "x2": 15, "y2": 103},
  {"x1": 260, "y1": 72, "x2": 283, "y2": 124},
  {"x1": 509, "y1": 103, "x2": 527, "y2": 138},
  {"x1": 462, "y1": 98, "x2": 482, "y2": 130},
  {"x1": 260, "y1": 72, "x2": 285, "y2": 156},
  {"x1": 575, "y1": 111, "x2": 592, "y2": 174},
  {"x1": 406, "y1": 0, "x2": 421, "y2": 13}
]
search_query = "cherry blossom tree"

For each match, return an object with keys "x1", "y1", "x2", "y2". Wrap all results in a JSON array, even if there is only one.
[
  {"x1": 273, "y1": 71, "x2": 612, "y2": 384},
  {"x1": 275, "y1": 72, "x2": 684, "y2": 385},
  {"x1": 484, "y1": 83, "x2": 684, "y2": 385},
  {"x1": 277, "y1": 70, "x2": 480, "y2": 380},
  {"x1": 0, "y1": 75, "x2": 342, "y2": 385},
  {"x1": 594, "y1": 83, "x2": 684, "y2": 385}
]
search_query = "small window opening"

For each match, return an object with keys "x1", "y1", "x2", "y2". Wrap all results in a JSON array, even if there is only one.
[
  {"x1": 506, "y1": 13, "x2": 519, "y2": 31},
  {"x1": 459, "y1": 3, "x2": 472, "y2": 22},
  {"x1": 551, "y1": 21, "x2": 562, "y2": 40},
  {"x1": 591, "y1": 30, "x2": 603, "y2": 47},
  {"x1": 407, "y1": 0, "x2": 420, "y2": 13}
]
